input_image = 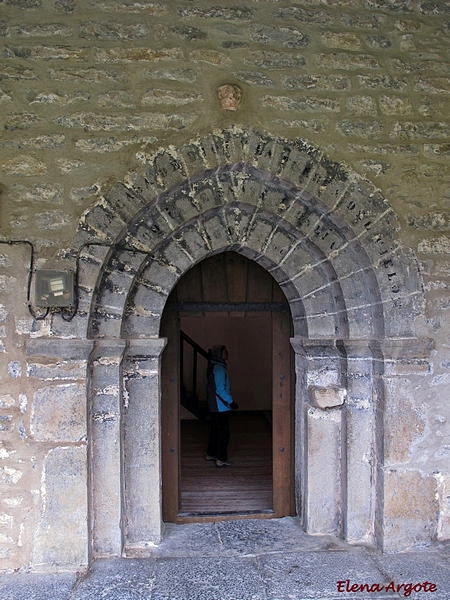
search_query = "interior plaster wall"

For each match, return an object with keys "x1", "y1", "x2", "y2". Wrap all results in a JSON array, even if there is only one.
[
  {"x1": 0, "y1": 0, "x2": 448, "y2": 571},
  {"x1": 180, "y1": 315, "x2": 273, "y2": 412}
]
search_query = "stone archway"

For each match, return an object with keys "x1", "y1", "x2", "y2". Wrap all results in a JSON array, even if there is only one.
[{"x1": 78, "y1": 128, "x2": 427, "y2": 558}]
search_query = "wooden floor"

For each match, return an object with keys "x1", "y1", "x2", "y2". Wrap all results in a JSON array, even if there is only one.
[{"x1": 180, "y1": 411, "x2": 273, "y2": 515}]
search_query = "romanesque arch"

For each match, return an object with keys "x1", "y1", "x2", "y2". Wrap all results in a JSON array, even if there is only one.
[{"x1": 76, "y1": 129, "x2": 426, "y2": 558}]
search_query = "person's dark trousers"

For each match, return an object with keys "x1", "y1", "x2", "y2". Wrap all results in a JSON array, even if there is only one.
[{"x1": 207, "y1": 411, "x2": 230, "y2": 462}]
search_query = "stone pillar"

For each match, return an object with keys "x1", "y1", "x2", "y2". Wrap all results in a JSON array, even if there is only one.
[
  {"x1": 291, "y1": 338, "x2": 346, "y2": 537},
  {"x1": 25, "y1": 338, "x2": 94, "y2": 569},
  {"x1": 380, "y1": 337, "x2": 436, "y2": 552},
  {"x1": 342, "y1": 340, "x2": 381, "y2": 546},
  {"x1": 89, "y1": 339, "x2": 126, "y2": 559},
  {"x1": 122, "y1": 337, "x2": 167, "y2": 556}
]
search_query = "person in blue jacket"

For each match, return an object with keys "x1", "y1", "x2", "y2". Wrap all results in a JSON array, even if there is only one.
[{"x1": 205, "y1": 345, "x2": 238, "y2": 468}]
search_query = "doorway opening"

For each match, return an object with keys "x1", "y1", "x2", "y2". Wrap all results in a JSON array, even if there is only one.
[
  {"x1": 180, "y1": 316, "x2": 274, "y2": 516},
  {"x1": 161, "y1": 252, "x2": 295, "y2": 523}
]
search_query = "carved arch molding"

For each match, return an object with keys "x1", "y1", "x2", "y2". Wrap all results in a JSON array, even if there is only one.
[{"x1": 77, "y1": 129, "x2": 428, "y2": 557}]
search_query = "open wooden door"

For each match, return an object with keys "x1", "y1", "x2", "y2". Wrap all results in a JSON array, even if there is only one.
[
  {"x1": 272, "y1": 309, "x2": 295, "y2": 517},
  {"x1": 161, "y1": 309, "x2": 294, "y2": 522},
  {"x1": 161, "y1": 313, "x2": 180, "y2": 522}
]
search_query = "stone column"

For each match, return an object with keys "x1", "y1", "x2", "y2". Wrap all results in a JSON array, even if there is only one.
[
  {"x1": 291, "y1": 338, "x2": 346, "y2": 537},
  {"x1": 89, "y1": 339, "x2": 126, "y2": 559},
  {"x1": 122, "y1": 337, "x2": 167, "y2": 556},
  {"x1": 342, "y1": 340, "x2": 381, "y2": 546}
]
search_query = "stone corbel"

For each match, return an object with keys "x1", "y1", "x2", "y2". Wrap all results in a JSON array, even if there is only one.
[{"x1": 308, "y1": 385, "x2": 347, "y2": 409}]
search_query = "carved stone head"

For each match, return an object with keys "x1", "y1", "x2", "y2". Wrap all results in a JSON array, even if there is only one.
[{"x1": 217, "y1": 84, "x2": 242, "y2": 111}]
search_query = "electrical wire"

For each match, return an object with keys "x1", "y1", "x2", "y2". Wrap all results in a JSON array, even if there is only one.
[
  {"x1": 0, "y1": 239, "x2": 153, "y2": 323},
  {"x1": 0, "y1": 239, "x2": 49, "y2": 320}
]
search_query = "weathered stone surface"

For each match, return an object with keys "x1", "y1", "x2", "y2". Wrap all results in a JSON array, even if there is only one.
[
  {"x1": 424, "y1": 143, "x2": 450, "y2": 157},
  {"x1": 244, "y1": 50, "x2": 306, "y2": 69},
  {"x1": 54, "y1": 111, "x2": 192, "y2": 131},
  {"x1": 379, "y1": 95, "x2": 414, "y2": 115},
  {"x1": 435, "y1": 471, "x2": 450, "y2": 540},
  {"x1": 383, "y1": 469, "x2": 438, "y2": 552},
  {"x1": 346, "y1": 95, "x2": 377, "y2": 115},
  {"x1": 4, "y1": 45, "x2": 89, "y2": 60},
  {"x1": 365, "y1": 33, "x2": 392, "y2": 48},
  {"x1": 308, "y1": 385, "x2": 346, "y2": 409},
  {"x1": 336, "y1": 120, "x2": 384, "y2": 137},
  {"x1": 140, "y1": 67, "x2": 198, "y2": 82},
  {"x1": 191, "y1": 49, "x2": 231, "y2": 66},
  {"x1": 347, "y1": 142, "x2": 418, "y2": 155},
  {"x1": 75, "y1": 136, "x2": 156, "y2": 153},
  {"x1": 80, "y1": 21, "x2": 149, "y2": 40},
  {"x1": 95, "y1": 1, "x2": 167, "y2": 15},
  {"x1": 141, "y1": 88, "x2": 200, "y2": 106},
  {"x1": 4, "y1": 111, "x2": 38, "y2": 130},
  {"x1": 418, "y1": 236, "x2": 450, "y2": 254},
  {"x1": 31, "y1": 446, "x2": 88, "y2": 568},
  {"x1": 97, "y1": 91, "x2": 135, "y2": 108},
  {"x1": 316, "y1": 52, "x2": 379, "y2": 70},
  {"x1": 306, "y1": 406, "x2": 342, "y2": 534},
  {"x1": 392, "y1": 57, "x2": 448, "y2": 74},
  {"x1": 0, "y1": 134, "x2": 66, "y2": 149},
  {"x1": 233, "y1": 71, "x2": 275, "y2": 87},
  {"x1": 12, "y1": 23, "x2": 73, "y2": 37},
  {"x1": 415, "y1": 77, "x2": 450, "y2": 94},
  {"x1": 263, "y1": 95, "x2": 340, "y2": 112},
  {"x1": 0, "y1": 64, "x2": 37, "y2": 80},
  {"x1": 282, "y1": 74, "x2": 350, "y2": 90},
  {"x1": 276, "y1": 6, "x2": 333, "y2": 25},
  {"x1": 358, "y1": 74, "x2": 408, "y2": 90},
  {"x1": 94, "y1": 46, "x2": 183, "y2": 63},
  {"x1": 31, "y1": 383, "x2": 86, "y2": 442},
  {"x1": 384, "y1": 378, "x2": 425, "y2": 464},
  {"x1": 250, "y1": 24, "x2": 310, "y2": 47},
  {"x1": 48, "y1": 67, "x2": 128, "y2": 83},
  {"x1": 179, "y1": 6, "x2": 254, "y2": 20},
  {"x1": 28, "y1": 90, "x2": 91, "y2": 104},
  {"x1": 408, "y1": 212, "x2": 450, "y2": 231},
  {"x1": 171, "y1": 25, "x2": 207, "y2": 41},
  {"x1": 321, "y1": 31, "x2": 361, "y2": 50},
  {"x1": 0, "y1": 155, "x2": 47, "y2": 175}
]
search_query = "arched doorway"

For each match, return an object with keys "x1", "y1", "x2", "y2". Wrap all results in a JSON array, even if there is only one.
[
  {"x1": 160, "y1": 252, "x2": 294, "y2": 522},
  {"x1": 80, "y1": 129, "x2": 426, "y2": 558}
]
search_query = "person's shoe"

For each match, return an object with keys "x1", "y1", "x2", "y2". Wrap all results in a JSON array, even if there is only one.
[
  {"x1": 216, "y1": 459, "x2": 232, "y2": 467},
  {"x1": 205, "y1": 454, "x2": 217, "y2": 461}
]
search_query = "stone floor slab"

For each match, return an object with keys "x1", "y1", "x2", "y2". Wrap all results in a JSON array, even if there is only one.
[
  {"x1": 0, "y1": 572, "x2": 77, "y2": 600},
  {"x1": 152, "y1": 522, "x2": 221, "y2": 558},
  {"x1": 69, "y1": 558, "x2": 154, "y2": 600},
  {"x1": 151, "y1": 556, "x2": 265, "y2": 600},
  {"x1": 216, "y1": 517, "x2": 349, "y2": 556},
  {"x1": 257, "y1": 550, "x2": 395, "y2": 599},
  {"x1": 370, "y1": 550, "x2": 450, "y2": 600}
]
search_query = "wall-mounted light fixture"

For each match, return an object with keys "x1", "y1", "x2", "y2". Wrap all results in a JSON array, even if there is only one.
[{"x1": 34, "y1": 270, "x2": 75, "y2": 308}]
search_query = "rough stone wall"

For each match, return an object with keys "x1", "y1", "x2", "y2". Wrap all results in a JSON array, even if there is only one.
[{"x1": 0, "y1": 0, "x2": 449, "y2": 570}]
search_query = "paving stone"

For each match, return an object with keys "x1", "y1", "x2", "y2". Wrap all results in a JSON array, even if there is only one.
[
  {"x1": 258, "y1": 549, "x2": 391, "y2": 599},
  {"x1": 151, "y1": 556, "x2": 265, "y2": 600},
  {"x1": 370, "y1": 550, "x2": 450, "y2": 600},
  {"x1": 0, "y1": 572, "x2": 76, "y2": 600},
  {"x1": 216, "y1": 517, "x2": 349, "y2": 556},
  {"x1": 69, "y1": 558, "x2": 155, "y2": 600},
  {"x1": 152, "y1": 522, "x2": 221, "y2": 558}
]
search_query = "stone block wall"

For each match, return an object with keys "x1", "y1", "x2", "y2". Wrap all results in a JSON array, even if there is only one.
[{"x1": 0, "y1": 0, "x2": 449, "y2": 570}]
